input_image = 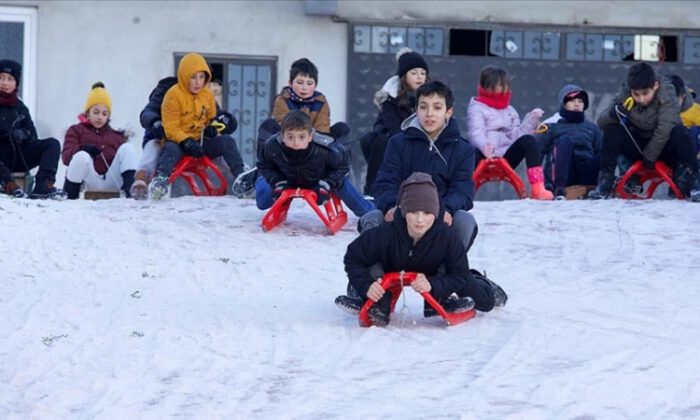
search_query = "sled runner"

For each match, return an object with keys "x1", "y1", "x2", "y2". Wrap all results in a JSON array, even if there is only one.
[
  {"x1": 261, "y1": 188, "x2": 347, "y2": 234},
  {"x1": 473, "y1": 157, "x2": 528, "y2": 199},
  {"x1": 359, "y1": 271, "x2": 477, "y2": 327},
  {"x1": 168, "y1": 156, "x2": 228, "y2": 196},
  {"x1": 615, "y1": 160, "x2": 684, "y2": 200}
]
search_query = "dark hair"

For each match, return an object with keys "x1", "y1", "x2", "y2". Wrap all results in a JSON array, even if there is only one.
[
  {"x1": 667, "y1": 74, "x2": 686, "y2": 97},
  {"x1": 416, "y1": 81, "x2": 454, "y2": 109},
  {"x1": 627, "y1": 62, "x2": 657, "y2": 90},
  {"x1": 92, "y1": 81, "x2": 105, "y2": 89},
  {"x1": 281, "y1": 110, "x2": 313, "y2": 133},
  {"x1": 479, "y1": 65, "x2": 510, "y2": 90},
  {"x1": 289, "y1": 58, "x2": 318, "y2": 84},
  {"x1": 397, "y1": 73, "x2": 430, "y2": 110}
]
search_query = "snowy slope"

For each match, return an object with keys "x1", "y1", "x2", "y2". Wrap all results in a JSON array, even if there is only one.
[{"x1": 1, "y1": 196, "x2": 700, "y2": 419}]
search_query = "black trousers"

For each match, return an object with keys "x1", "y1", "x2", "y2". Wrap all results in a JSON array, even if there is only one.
[
  {"x1": 600, "y1": 124, "x2": 698, "y2": 173},
  {"x1": 157, "y1": 135, "x2": 244, "y2": 178},
  {"x1": 362, "y1": 132, "x2": 389, "y2": 196},
  {"x1": 474, "y1": 134, "x2": 541, "y2": 169},
  {"x1": 0, "y1": 137, "x2": 60, "y2": 183}
]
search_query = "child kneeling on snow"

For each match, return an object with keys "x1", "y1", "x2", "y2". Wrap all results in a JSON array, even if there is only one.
[
  {"x1": 62, "y1": 82, "x2": 138, "y2": 199},
  {"x1": 256, "y1": 110, "x2": 374, "y2": 216},
  {"x1": 336, "y1": 172, "x2": 506, "y2": 327}
]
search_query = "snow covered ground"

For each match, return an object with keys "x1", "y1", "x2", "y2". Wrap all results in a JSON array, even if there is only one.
[{"x1": 1, "y1": 194, "x2": 700, "y2": 419}]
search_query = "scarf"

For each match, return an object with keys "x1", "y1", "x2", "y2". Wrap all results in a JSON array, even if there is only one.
[
  {"x1": 285, "y1": 86, "x2": 316, "y2": 104},
  {"x1": 559, "y1": 107, "x2": 584, "y2": 124},
  {"x1": 475, "y1": 86, "x2": 512, "y2": 110},
  {"x1": 0, "y1": 90, "x2": 18, "y2": 107}
]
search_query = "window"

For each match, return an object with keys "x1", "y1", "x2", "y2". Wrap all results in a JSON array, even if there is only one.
[
  {"x1": 567, "y1": 33, "x2": 677, "y2": 62},
  {"x1": 450, "y1": 29, "x2": 560, "y2": 60},
  {"x1": 353, "y1": 25, "x2": 443, "y2": 56},
  {"x1": 0, "y1": 6, "x2": 37, "y2": 115}
]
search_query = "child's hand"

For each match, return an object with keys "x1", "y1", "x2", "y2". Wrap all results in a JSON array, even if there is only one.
[
  {"x1": 367, "y1": 280, "x2": 386, "y2": 302},
  {"x1": 529, "y1": 108, "x2": 545, "y2": 119},
  {"x1": 384, "y1": 207, "x2": 397, "y2": 222},
  {"x1": 443, "y1": 211, "x2": 452, "y2": 226},
  {"x1": 411, "y1": 274, "x2": 432, "y2": 293},
  {"x1": 484, "y1": 144, "x2": 496, "y2": 158}
]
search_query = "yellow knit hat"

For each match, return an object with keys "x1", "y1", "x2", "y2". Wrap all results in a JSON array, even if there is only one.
[{"x1": 84, "y1": 82, "x2": 112, "y2": 115}]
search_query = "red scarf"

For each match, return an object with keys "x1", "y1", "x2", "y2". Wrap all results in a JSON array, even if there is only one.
[
  {"x1": 475, "y1": 86, "x2": 512, "y2": 110},
  {"x1": 0, "y1": 90, "x2": 18, "y2": 107}
]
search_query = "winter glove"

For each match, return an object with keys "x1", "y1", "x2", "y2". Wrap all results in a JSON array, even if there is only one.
[
  {"x1": 202, "y1": 124, "x2": 218, "y2": 139},
  {"x1": 313, "y1": 180, "x2": 331, "y2": 205},
  {"x1": 272, "y1": 180, "x2": 288, "y2": 199},
  {"x1": 10, "y1": 128, "x2": 28, "y2": 145},
  {"x1": 181, "y1": 138, "x2": 204, "y2": 157},
  {"x1": 610, "y1": 103, "x2": 630, "y2": 120},
  {"x1": 214, "y1": 111, "x2": 237, "y2": 135},
  {"x1": 80, "y1": 143, "x2": 101, "y2": 157},
  {"x1": 151, "y1": 120, "x2": 165, "y2": 140},
  {"x1": 643, "y1": 157, "x2": 656, "y2": 171}
]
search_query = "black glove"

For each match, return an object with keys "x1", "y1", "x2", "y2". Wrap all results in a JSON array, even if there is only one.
[
  {"x1": 313, "y1": 180, "x2": 331, "y2": 205},
  {"x1": 642, "y1": 157, "x2": 655, "y2": 170},
  {"x1": 11, "y1": 128, "x2": 28, "y2": 145},
  {"x1": 610, "y1": 103, "x2": 630, "y2": 119},
  {"x1": 80, "y1": 144, "x2": 101, "y2": 157},
  {"x1": 214, "y1": 111, "x2": 237, "y2": 135},
  {"x1": 181, "y1": 138, "x2": 204, "y2": 157},
  {"x1": 202, "y1": 124, "x2": 218, "y2": 139},
  {"x1": 151, "y1": 120, "x2": 165, "y2": 140},
  {"x1": 272, "y1": 180, "x2": 288, "y2": 199}
]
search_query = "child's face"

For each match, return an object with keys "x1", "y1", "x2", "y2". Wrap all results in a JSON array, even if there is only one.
[
  {"x1": 290, "y1": 73, "x2": 316, "y2": 99},
  {"x1": 282, "y1": 128, "x2": 313, "y2": 150},
  {"x1": 87, "y1": 104, "x2": 109, "y2": 129},
  {"x1": 630, "y1": 81, "x2": 659, "y2": 107},
  {"x1": 564, "y1": 98, "x2": 585, "y2": 112},
  {"x1": 0, "y1": 72, "x2": 17, "y2": 94},
  {"x1": 188, "y1": 71, "x2": 207, "y2": 95},
  {"x1": 490, "y1": 81, "x2": 510, "y2": 94},
  {"x1": 417, "y1": 93, "x2": 453, "y2": 138},
  {"x1": 405, "y1": 211, "x2": 435, "y2": 241},
  {"x1": 404, "y1": 68, "x2": 427, "y2": 91}
]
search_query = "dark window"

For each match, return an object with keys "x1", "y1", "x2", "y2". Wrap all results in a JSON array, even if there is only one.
[{"x1": 449, "y1": 29, "x2": 490, "y2": 56}]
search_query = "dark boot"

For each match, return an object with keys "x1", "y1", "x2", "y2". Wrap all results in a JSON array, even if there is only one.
[
  {"x1": 121, "y1": 170, "x2": 135, "y2": 198},
  {"x1": 690, "y1": 172, "x2": 700, "y2": 202},
  {"x1": 29, "y1": 179, "x2": 64, "y2": 199},
  {"x1": 63, "y1": 179, "x2": 82, "y2": 200},
  {"x1": 673, "y1": 164, "x2": 695, "y2": 196},
  {"x1": 588, "y1": 171, "x2": 615, "y2": 199}
]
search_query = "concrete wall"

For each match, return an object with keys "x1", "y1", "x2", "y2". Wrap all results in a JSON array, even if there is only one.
[
  {"x1": 334, "y1": 1, "x2": 699, "y2": 30},
  {"x1": 3, "y1": 0, "x2": 348, "y2": 180}
]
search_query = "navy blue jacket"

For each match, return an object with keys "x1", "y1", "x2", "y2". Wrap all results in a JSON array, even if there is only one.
[
  {"x1": 257, "y1": 131, "x2": 349, "y2": 190},
  {"x1": 373, "y1": 115, "x2": 475, "y2": 214},
  {"x1": 344, "y1": 212, "x2": 472, "y2": 301},
  {"x1": 139, "y1": 76, "x2": 177, "y2": 147},
  {"x1": 538, "y1": 118, "x2": 602, "y2": 161}
]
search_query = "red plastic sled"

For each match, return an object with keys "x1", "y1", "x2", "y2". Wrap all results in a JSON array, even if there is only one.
[
  {"x1": 473, "y1": 157, "x2": 528, "y2": 199},
  {"x1": 168, "y1": 156, "x2": 228, "y2": 196},
  {"x1": 615, "y1": 160, "x2": 684, "y2": 200},
  {"x1": 261, "y1": 188, "x2": 348, "y2": 235},
  {"x1": 359, "y1": 271, "x2": 477, "y2": 327}
]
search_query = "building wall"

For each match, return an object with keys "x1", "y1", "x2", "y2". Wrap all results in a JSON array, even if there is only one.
[{"x1": 7, "y1": 0, "x2": 347, "y2": 179}]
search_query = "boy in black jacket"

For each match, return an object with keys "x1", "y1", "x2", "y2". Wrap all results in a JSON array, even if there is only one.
[
  {"x1": 336, "y1": 172, "x2": 506, "y2": 327},
  {"x1": 255, "y1": 110, "x2": 373, "y2": 216}
]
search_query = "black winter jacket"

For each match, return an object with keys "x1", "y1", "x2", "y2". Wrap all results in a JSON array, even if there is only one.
[
  {"x1": 373, "y1": 95, "x2": 415, "y2": 138},
  {"x1": 257, "y1": 131, "x2": 349, "y2": 189},
  {"x1": 0, "y1": 99, "x2": 37, "y2": 145},
  {"x1": 139, "y1": 76, "x2": 177, "y2": 146},
  {"x1": 344, "y1": 213, "x2": 471, "y2": 301}
]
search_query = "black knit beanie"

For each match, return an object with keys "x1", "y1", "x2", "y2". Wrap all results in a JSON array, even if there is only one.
[
  {"x1": 399, "y1": 172, "x2": 439, "y2": 217},
  {"x1": 397, "y1": 50, "x2": 429, "y2": 78},
  {"x1": 0, "y1": 59, "x2": 21, "y2": 85}
]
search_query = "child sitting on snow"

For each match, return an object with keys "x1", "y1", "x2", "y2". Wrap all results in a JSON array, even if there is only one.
[
  {"x1": 255, "y1": 110, "x2": 373, "y2": 217},
  {"x1": 61, "y1": 82, "x2": 138, "y2": 199},
  {"x1": 148, "y1": 52, "x2": 243, "y2": 200},
  {"x1": 336, "y1": 172, "x2": 506, "y2": 327},
  {"x1": 537, "y1": 84, "x2": 602, "y2": 199}
]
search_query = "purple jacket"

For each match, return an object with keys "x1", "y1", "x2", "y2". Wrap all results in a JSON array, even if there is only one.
[{"x1": 466, "y1": 97, "x2": 540, "y2": 157}]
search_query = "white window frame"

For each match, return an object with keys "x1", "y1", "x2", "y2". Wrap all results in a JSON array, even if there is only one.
[{"x1": 0, "y1": 5, "x2": 38, "y2": 117}]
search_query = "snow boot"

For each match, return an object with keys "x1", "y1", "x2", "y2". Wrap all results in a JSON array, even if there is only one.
[
  {"x1": 588, "y1": 171, "x2": 615, "y2": 199},
  {"x1": 121, "y1": 170, "x2": 135, "y2": 198},
  {"x1": 368, "y1": 294, "x2": 392, "y2": 327},
  {"x1": 149, "y1": 174, "x2": 170, "y2": 201},
  {"x1": 63, "y1": 179, "x2": 82, "y2": 200},
  {"x1": 424, "y1": 294, "x2": 476, "y2": 318},
  {"x1": 689, "y1": 171, "x2": 700, "y2": 202},
  {"x1": 2, "y1": 180, "x2": 25, "y2": 198},
  {"x1": 130, "y1": 170, "x2": 150, "y2": 200},
  {"x1": 335, "y1": 295, "x2": 363, "y2": 315},
  {"x1": 29, "y1": 180, "x2": 64, "y2": 199},
  {"x1": 527, "y1": 166, "x2": 553, "y2": 200},
  {"x1": 232, "y1": 166, "x2": 258, "y2": 198},
  {"x1": 623, "y1": 174, "x2": 643, "y2": 196}
]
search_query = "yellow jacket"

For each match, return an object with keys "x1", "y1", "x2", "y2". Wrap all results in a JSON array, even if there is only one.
[
  {"x1": 681, "y1": 102, "x2": 700, "y2": 128},
  {"x1": 162, "y1": 53, "x2": 216, "y2": 143}
]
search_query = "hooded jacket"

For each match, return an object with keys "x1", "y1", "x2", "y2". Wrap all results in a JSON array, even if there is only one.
[
  {"x1": 373, "y1": 114, "x2": 475, "y2": 214},
  {"x1": 371, "y1": 75, "x2": 416, "y2": 138},
  {"x1": 596, "y1": 76, "x2": 681, "y2": 162},
  {"x1": 271, "y1": 87, "x2": 331, "y2": 134},
  {"x1": 257, "y1": 130, "x2": 349, "y2": 189},
  {"x1": 161, "y1": 54, "x2": 216, "y2": 144}
]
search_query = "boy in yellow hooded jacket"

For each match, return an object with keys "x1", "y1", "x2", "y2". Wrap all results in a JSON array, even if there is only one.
[{"x1": 149, "y1": 52, "x2": 243, "y2": 199}]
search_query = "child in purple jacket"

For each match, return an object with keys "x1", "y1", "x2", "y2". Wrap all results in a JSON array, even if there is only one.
[{"x1": 466, "y1": 65, "x2": 552, "y2": 200}]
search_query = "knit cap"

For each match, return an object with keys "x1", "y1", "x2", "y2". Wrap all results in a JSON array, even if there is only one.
[
  {"x1": 0, "y1": 59, "x2": 22, "y2": 85},
  {"x1": 84, "y1": 82, "x2": 112, "y2": 114},
  {"x1": 399, "y1": 172, "x2": 440, "y2": 217},
  {"x1": 396, "y1": 48, "x2": 429, "y2": 78}
]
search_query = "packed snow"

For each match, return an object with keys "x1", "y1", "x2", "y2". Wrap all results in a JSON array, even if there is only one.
[{"x1": 1, "y1": 194, "x2": 699, "y2": 419}]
